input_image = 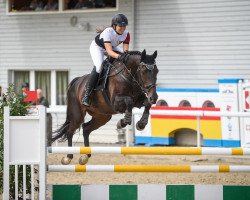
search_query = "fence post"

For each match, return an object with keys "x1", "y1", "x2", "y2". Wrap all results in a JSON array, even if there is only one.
[
  {"x1": 3, "y1": 106, "x2": 47, "y2": 200},
  {"x1": 197, "y1": 116, "x2": 201, "y2": 147}
]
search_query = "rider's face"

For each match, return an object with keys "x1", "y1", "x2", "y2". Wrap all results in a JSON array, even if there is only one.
[{"x1": 115, "y1": 25, "x2": 126, "y2": 34}]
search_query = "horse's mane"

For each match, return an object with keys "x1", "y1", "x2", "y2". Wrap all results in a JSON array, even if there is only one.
[
  {"x1": 68, "y1": 76, "x2": 80, "y2": 90},
  {"x1": 127, "y1": 50, "x2": 141, "y2": 56}
]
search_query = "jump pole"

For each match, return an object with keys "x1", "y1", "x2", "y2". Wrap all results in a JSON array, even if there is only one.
[
  {"x1": 48, "y1": 146, "x2": 250, "y2": 155},
  {"x1": 48, "y1": 164, "x2": 250, "y2": 173}
]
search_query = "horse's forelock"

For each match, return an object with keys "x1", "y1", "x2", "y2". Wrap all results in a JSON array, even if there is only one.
[
  {"x1": 142, "y1": 54, "x2": 156, "y2": 65},
  {"x1": 126, "y1": 50, "x2": 157, "y2": 67}
]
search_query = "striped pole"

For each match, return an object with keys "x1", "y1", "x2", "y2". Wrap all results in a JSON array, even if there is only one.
[
  {"x1": 52, "y1": 184, "x2": 250, "y2": 200},
  {"x1": 48, "y1": 165, "x2": 250, "y2": 173},
  {"x1": 48, "y1": 147, "x2": 250, "y2": 155}
]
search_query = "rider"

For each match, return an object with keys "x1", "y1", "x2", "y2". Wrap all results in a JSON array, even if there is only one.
[{"x1": 82, "y1": 13, "x2": 130, "y2": 106}]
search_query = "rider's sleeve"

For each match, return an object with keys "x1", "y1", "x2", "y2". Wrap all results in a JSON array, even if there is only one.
[
  {"x1": 123, "y1": 32, "x2": 130, "y2": 44},
  {"x1": 102, "y1": 28, "x2": 111, "y2": 43}
]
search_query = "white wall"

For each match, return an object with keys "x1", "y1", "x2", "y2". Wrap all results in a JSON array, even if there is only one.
[
  {"x1": 0, "y1": 0, "x2": 134, "y2": 89},
  {"x1": 134, "y1": 0, "x2": 250, "y2": 88},
  {"x1": 0, "y1": 0, "x2": 134, "y2": 143},
  {"x1": 2, "y1": 0, "x2": 250, "y2": 143},
  {"x1": 1, "y1": 0, "x2": 250, "y2": 89}
]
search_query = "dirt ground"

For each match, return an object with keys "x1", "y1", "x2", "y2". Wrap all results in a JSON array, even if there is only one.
[{"x1": 47, "y1": 146, "x2": 250, "y2": 185}]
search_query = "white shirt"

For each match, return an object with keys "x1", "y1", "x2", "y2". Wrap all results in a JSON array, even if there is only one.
[{"x1": 97, "y1": 27, "x2": 130, "y2": 48}]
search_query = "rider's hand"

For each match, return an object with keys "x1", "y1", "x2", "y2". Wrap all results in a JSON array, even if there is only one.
[{"x1": 117, "y1": 53, "x2": 127, "y2": 63}]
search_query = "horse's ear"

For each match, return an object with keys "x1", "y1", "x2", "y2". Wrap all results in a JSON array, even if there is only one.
[
  {"x1": 152, "y1": 50, "x2": 157, "y2": 59},
  {"x1": 141, "y1": 49, "x2": 146, "y2": 61}
]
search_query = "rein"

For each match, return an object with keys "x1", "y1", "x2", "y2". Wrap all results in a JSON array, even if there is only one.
[{"x1": 109, "y1": 55, "x2": 156, "y2": 94}]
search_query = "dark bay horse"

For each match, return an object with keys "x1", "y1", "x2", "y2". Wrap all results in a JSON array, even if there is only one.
[{"x1": 52, "y1": 49, "x2": 159, "y2": 165}]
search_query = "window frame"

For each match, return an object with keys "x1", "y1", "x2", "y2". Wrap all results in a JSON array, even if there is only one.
[
  {"x1": 6, "y1": 0, "x2": 118, "y2": 15},
  {"x1": 9, "y1": 69, "x2": 69, "y2": 106}
]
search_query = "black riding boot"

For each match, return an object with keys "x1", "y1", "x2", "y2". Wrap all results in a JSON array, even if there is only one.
[{"x1": 82, "y1": 67, "x2": 99, "y2": 106}]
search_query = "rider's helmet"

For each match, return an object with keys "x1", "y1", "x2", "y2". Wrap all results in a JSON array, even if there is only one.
[{"x1": 111, "y1": 14, "x2": 128, "y2": 26}]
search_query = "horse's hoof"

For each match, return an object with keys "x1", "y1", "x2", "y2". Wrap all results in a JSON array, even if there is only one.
[
  {"x1": 117, "y1": 120, "x2": 126, "y2": 129},
  {"x1": 79, "y1": 155, "x2": 89, "y2": 165},
  {"x1": 136, "y1": 122, "x2": 145, "y2": 131},
  {"x1": 61, "y1": 157, "x2": 72, "y2": 165}
]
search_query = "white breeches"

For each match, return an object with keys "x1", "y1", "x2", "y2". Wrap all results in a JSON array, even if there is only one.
[{"x1": 89, "y1": 40, "x2": 123, "y2": 73}]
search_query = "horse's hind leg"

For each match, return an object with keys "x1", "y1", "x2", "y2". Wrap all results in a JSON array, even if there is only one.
[
  {"x1": 61, "y1": 111, "x2": 86, "y2": 165},
  {"x1": 61, "y1": 128, "x2": 74, "y2": 165},
  {"x1": 79, "y1": 113, "x2": 112, "y2": 165}
]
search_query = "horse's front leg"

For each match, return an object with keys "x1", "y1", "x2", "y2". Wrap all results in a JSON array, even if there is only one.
[
  {"x1": 136, "y1": 100, "x2": 151, "y2": 131},
  {"x1": 79, "y1": 122, "x2": 91, "y2": 165},
  {"x1": 78, "y1": 131, "x2": 91, "y2": 165},
  {"x1": 117, "y1": 111, "x2": 132, "y2": 129},
  {"x1": 116, "y1": 96, "x2": 133, "y2": 129}
]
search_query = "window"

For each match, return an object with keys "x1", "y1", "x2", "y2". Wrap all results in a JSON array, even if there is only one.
[
  {"x1": 9, "y1": 0, "x2": 58, "y2": 12},
  {"x1": 35, "y1": 71, "x2": 51, "y2": 103},
  {"x1": 8, "y1": 0, "x2": 117, "y2": 14},
  {"x1": 202, "y1": 100, "x2": 215, "y2": 108},
  {"x1": 0, "y1": 86, "x2": 2, "y2": 97},
  {"x1": 156, "y1": 99, "x2": 168, "y2": 107},
  {"x1": 14, "y1": 71, "x2": 29, "y2": 94},
  {"x1": 179, "y1": 100, "x2": 191, "y2": 107},
  {"x1": 64, "y1": 0, "x2": 116, "y2": 10},
  {"x1": 56, "y1": 71, "x2": 68, "y2": 105},
  {"x1": 10, "y1": 70, "x2": 68, "y2": 106}
]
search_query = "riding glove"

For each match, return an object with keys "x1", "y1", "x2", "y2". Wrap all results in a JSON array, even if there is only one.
[{"x1": 117, "y1": 53, "x2": 128, "y2": 63}]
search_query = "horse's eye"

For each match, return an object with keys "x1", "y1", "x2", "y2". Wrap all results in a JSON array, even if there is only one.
[{"x1": 142, "y1": 67, "x2": 148, "y2": 72}]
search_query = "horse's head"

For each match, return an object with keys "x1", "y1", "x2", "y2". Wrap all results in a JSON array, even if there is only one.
[{"x1": 138, "y1": 49, "x2": 159, "y2": 104}]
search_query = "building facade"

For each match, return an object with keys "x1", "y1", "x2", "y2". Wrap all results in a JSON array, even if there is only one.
[{"x1": 1, "y1": 0, "x2": 250, "y2": 143}]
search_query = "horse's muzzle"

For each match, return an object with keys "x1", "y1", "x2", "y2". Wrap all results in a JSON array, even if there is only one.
[
  {"x1": 149, "y1": 93, "x2": 158, "y2": 104},
  {"x1": 145, "y1": 84, "x2": 158, "y2": 104}
]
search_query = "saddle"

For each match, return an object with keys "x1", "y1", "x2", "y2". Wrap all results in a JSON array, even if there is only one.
[
  {"x1": 95, "y1": 58, "x2": 114, "y2": 91},
  {"x1": 95, "y1": 51, "x2": 131, "y2": 91}
]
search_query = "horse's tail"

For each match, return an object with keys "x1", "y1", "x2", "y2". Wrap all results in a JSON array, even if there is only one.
[
  {"x1": 51, "y1": 119, "x2": 70, "y2": 143},
  {"x1": 51, "y1": 77, "x2": 81, "y2": 143}
]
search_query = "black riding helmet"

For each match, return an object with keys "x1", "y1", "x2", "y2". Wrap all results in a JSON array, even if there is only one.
[{"x1": 111, "y1": 13, "x2": 128, "y2": 26}]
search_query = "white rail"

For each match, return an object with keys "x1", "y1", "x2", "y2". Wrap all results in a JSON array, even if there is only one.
[{"x1": 48, "y1": 146, "x2": 250, "y2": 155}]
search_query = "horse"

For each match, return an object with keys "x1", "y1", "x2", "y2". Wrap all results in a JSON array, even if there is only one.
[{"x1": 51, "y1": 49, "x2": 159, "y2": 165}]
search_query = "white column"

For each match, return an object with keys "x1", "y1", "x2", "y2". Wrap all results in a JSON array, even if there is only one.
[
  {"x1": 39, "y1": 106, "x2": 47, "y2": 200},
  {"x1": 30, "y1": 71, "x2": 35, "y2": 90},
  {"x1": 51, "y1": 70, "x2": 56, "y2": 106}
]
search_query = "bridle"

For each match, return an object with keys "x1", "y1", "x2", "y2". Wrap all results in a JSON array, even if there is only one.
[
  {"x1": 108, "y1": 53, "x2": 157, "y2": 94},
  {"x1": 117, "y1": 60, "x2": 157, "y2": 94},
  {"x1": 137, "y1": 61, "x2": 157, "y2": 92}
]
